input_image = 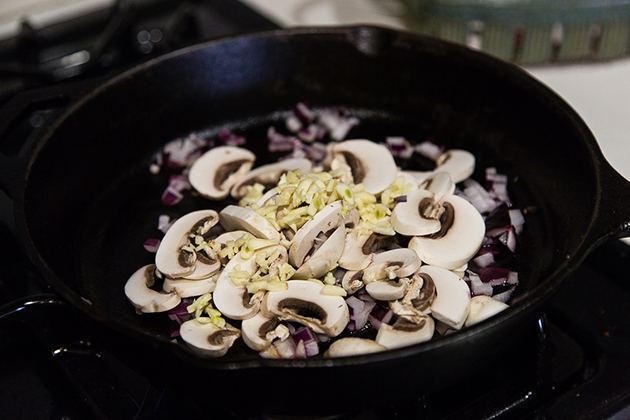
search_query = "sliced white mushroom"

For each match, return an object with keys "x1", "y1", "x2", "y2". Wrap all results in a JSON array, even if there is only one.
[
  {"x1": 293, "y1": 225, "x2": 346, "y2": 279},
  {"x1": 241, "y1": 311, "x2": 289, "y2": 351},
  {"x1": 219, "y1": 205, "x2": 280, "y2": 241},
  {"x1": 155, "y1": 210, "x2": 220, "y2": 278},
  {"x1": 124, "y1": 264, "x2": 181, "y2": 313},
  {"x1": 341, "y1": 270, "x2": 364, "y2": 294},
  {"x1": 189, "y1": 146, "x2": 255, "y2": 200},
  {"x1": 419, "y1": 265, "x2": 471, "y2": 330},
  {"x1": 324, "y1": 337, "x2": 387, "y2": 357},
  {"x1": 434, "y1": 149, "x2": 475, "y2": 184},
  {"x1": 390, "y1": 189, "x2": 441, "y2": 236},
  {"x1": 289, "y1": 201, "x2": 343, "y2": 267},
  {"x1": 370, "y1": 248, "x2": 422, "y2": 279},
  {"x1": 408, "y1": 194, "x2": 485, "y2": 270},
  {"x1": 162, "y1": 274, "x2": 217, "y2": 298},
  {"x1": 212, "y1": 252, "x2": 266, "y2": 320},
  {"x1": 261, "y1": 280, "x2": 349, "y2": 337},
  {"x1": 338, "y1": 232, "x2": 398, "y2": 271},
  {"x1": 180, "y1": 246, "x2": 221, "y2": 280},
  {"x1": 375, "y1": 316, "x2": 435, "y2": 350},
  {"x1": 231, "y1": 158, "x2": 312, "y2": 199},
  {"x1": 365, "y1": 277, "x2": 410, "y2": 301},
  {"x1": 338, "y1": 231, "x2": 373, "y2": 271},
  {"x1": 332, "y1": 139, "x2": 397, "y2": 194},
  {"x1": 464, "y1": 295, "x2": 509, "y2": 327},
  {"x1": 418, "y1": 171, "x2": 455, "y2": 201},
  {"x1": 179, "y1": 319, "x2": 241, "y2": 357}
]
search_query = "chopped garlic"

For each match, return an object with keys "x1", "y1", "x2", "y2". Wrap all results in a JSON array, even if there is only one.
[{"x1": 321, "y1": 285, "x2": 347, "y2": 296}]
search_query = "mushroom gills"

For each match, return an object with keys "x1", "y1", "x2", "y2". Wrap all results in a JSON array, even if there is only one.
[
  {"x1": 188, "y1": 146, "x2": 255, "y2": 200},
  {"x1": 179, "y1": 319, "x2": 241, "y2": 357},
  {"x1": 262, "y1": 280, "x2": 349, "y2": 337}
]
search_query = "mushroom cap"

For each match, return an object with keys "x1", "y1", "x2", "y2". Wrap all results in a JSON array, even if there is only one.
[
  {"x1": 179, "y1": 246, "x2": 221, "y2": 280},
  {"x1": 375, "y1": 315, "x2": 435, "y2": 350},
  {"x1": 365, "y1": 278, "x2": 409, "y2": 301},
  {"x1": 219, "y1": 205, "x2": 280, "y2": 241},
  {"x1": 292, "y1": 225, "x2": 346, "y2": 279},
  {"x1": 189, "y1": 146, "x2": 255, "y2": 200},
  {"x1": 341, "y1": 270, "x2": 365, "y2": 294},
  {"x1": 261, "y1": 280, "x2": 349, "y2": 337},
  {"x1": 418, "y1": 171, "x2": 455, "y2": 201},
  {"x1": 124, "y1": 264, "x2": 181, "y2": 313},
  {"x1": 241, "y1": 311, "x2": 287, "y2": 351},
  {"x1": 408, "y1": 194, "x2": 485, "y2": 270},
  {"x1": 434, "y1": 149, "x2": 475, "y2": 184},
  {"x1": 370, "y1": 248, "x2": 422, "y2": 279},
  {"x1": 155, "y1": 210, "x2": 220, "y2": 278},
  {"x1": 420, "y1": 265, "x2": 471, "y2": 330},
  {"x1": 212, "y1": 253, "x2": 261, "y2": 320},
  {"x1": 289, "y1": 201, "x2": 344, "y2": 267},
  {"x1": 162, "y1": 275, "x2": 217, "y2": 298},
  {"x1": 464, "y1": 295, "x2": 509, "y2": 327},
  {"x1": 337, "y1": 231, "x2": 373, "y2": 271},
  {"x1": 179, "y1": 319, "x2": 241, "y2": 357},
  {"x1": 332, "y1": 139, "x2": 397, "y2": 194},
  {"x1": 231, "y1": 158, "x2": 313, "y2": 199},
  {"x1": 324, "y1": 337, "x2": 387, "y2": 357},
  {"x1": 390, "y1": 189, "x2": 442, "y2": 236}
]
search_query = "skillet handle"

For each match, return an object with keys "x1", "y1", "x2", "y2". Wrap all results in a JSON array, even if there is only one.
[
  {"x1": 0, "y1": 78, "x2": 103, "y2": 199},
  {"x1": 585, "y1": 161, "x2": 630, "y2": 251}
]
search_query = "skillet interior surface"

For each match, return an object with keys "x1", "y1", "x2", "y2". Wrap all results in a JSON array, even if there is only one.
[{"x1": 17, "y1": 27, "x2": 603, "y2": 397}]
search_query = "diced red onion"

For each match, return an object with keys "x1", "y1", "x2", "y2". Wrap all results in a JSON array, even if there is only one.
[
  {"x1": 368, "y1": 303, "x2": 393, "y2": 330},
  {"x1": 330, "y1": 116, "x2": 360, "y2": 141},
  {"x1": 478, "y1": 267, "x2": 510, "y2": 286},
  {"x1": 158, "y1": 214, "x2": 173, "y2": 233},
  {"x1": 467, "y1": 271, "x2": 493, "y2": 296},
  {"x1": 393, "y1": 195, "x2": 407, "y2": 203},
  {"x1": 473, "y1": 252, "x2": 495, "y2": 268},
  {"x1": 291, "y1": 327, "x2": 319, "y2": 357},
  {"x1": 305, "y1": 142, "x2": 328, "y2": 163},
  {"x1": 414, "y1": 140, "x2": 444, "y2": 160},
  {"x1": 386, "y1": 137, "x2": 414, "y2": 159},
  {"x1": 509, "y1": 209, "x2": 525, "y2": 235},
  {"x1": 217, "y1": 128, "x2": 245, "y2": 146},
  {"x1": 273, "y1": 338, "x2": 297, "y2": 359},
  {"x1": 346, "y1": 295, "x2": 375, "y2": 330},
  {"x1": 493, "y1": 286, "x2": 516, "y2": 303},
  {"x1": 161, "y1": 186, "x2": 184, "y2": 206},
  {"x1": 462, "y1": 178, "x2": 498, "y2": 214},
  {"x1": 294, "y1": 102, "x2": 316, "y2": 124},
  {"x1": 267, "y1": 127, "x2": 299, "y2": 152},
  {"x1": 294, "y1": 340, "x2": 307, "y2": 358},
  {"x1": 143, "y1": 238, "x2": 161, "y2": 253},
  {"x1": 507, "y1": 270, "x2": 519, "y2": 285}
]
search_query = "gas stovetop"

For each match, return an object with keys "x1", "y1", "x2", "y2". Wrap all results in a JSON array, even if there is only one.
[{"x1": 1, "y1": 1, "x2": 630, "y2": 419}]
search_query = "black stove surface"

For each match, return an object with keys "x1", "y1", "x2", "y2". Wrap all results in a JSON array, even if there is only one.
[{"x1": 1, "y1": 1, "x2": 630, "y2": 419}]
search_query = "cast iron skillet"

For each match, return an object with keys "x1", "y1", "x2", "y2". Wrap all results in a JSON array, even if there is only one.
[{"x1": 2, "y1": 26, "x2": 630, "y2": 415}]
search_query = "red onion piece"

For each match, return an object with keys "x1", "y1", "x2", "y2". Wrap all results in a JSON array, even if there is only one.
[
  {"x1": 267, "y1": 127, "x2": 299, "y2": 152},
  {"x1": 368, "y1": 303, "x2": 393, "y2": 330},
  {"x1": 217, "y1": 128, "x2": 245, "y2": 146},
  {"x1": 143, "y1": 238, "x2": 161, "y2": 253},
  {"x1": 473, "y1": 252, "x2": 495, "y2": 268},
  {"x1": 493, "y1": 286, "x2": 516, "y2": 303},
  {"x1": 466, "y1": 271, "x2": 493, "y2": 296},
  {"x1": 161, "y1": 187, "x2": 184, "y2": 206},
  {"x1": 393, "y1": 195, "x2": 407, "y2": 203},
  {"x1": 294, "y1": 102, "x2": 316, "y2": 124},
  {"x1": 386, "y1": 137, "x2": 414, "y2": 158},
  {"x1": 478, "y1": 267, "x2": 510, "y2": 285},
  {"x1": 414, "y1": 140, "x2": 444, "y2": 160}
]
